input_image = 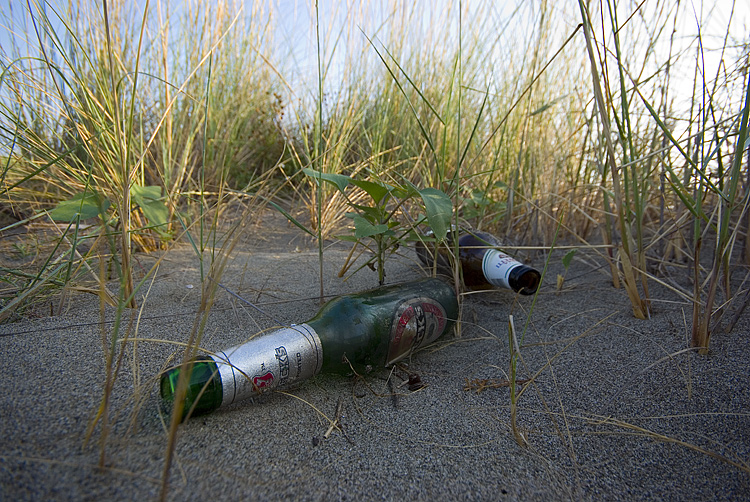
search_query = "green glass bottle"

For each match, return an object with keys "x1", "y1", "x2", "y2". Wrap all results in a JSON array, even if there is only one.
[
  {"x1": 160, "y1": 278, "x2": 458, "y2": 421},
  {"x1": 416, "y1": 231, "x2": 541, "y2": 295}
]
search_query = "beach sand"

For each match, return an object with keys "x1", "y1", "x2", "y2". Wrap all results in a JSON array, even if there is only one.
[{"x1": 1, "y1": 213, "x2": 749, "y2": 501}]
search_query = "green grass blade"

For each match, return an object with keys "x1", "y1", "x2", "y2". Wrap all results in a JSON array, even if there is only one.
[
  {"x1": 268, "y1": 200, "x2": 316, "y2": 237},
  {"x1": 362, "y1": 31, "x2": 438, "y2": 160}
]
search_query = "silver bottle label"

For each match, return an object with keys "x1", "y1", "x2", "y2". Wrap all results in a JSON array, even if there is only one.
[
  {"x1": 387, "y1": 297, "x2": 448, "y2": 365},
  {"x1": 211, "y1": 324, "x2": 323, "y2": 407},
  {"x1": 481, "y1": 249, "x2": 521, "y2": 289}
]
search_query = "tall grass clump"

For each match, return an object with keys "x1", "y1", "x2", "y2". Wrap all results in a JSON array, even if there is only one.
[
  {"x1": 1, "y1": 0, "x2": 287, "y2": 312},
  {"x1": 576, "y1": 0, "x2": 750, "y2": 349},
  {"x1": 0, "y1": 0, "x2": 289, "y2": 464}
]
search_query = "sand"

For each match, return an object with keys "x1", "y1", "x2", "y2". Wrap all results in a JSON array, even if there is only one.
[{"x1": 1, "y1": 214, "x2": 749, "y2": 501}]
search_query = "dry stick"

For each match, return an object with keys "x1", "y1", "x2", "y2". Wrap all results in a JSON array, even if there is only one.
[
  {"x1": 681, "y1": 308, "x2": 694, "y2": 399},
  {"x1": 0, "y1": 454, "x2": 161, "y2": 485},
  {"x1": 127, "y1": 266, "x2": 162, "y2": 433},
  {"x1": 273, "y1": 390, "x2": 338, "y2": 438},
  {"x1": 160, "y1": 267, "x2": 221, "y2": 501},
  {"x1": 507, "y1": 315, "x2": 528, "y2": 448},
  {"x1": 160, "y1": 204, "x2": 251, "y2": 500},
  {"x1": 323, "y1": 397, "x2": 344, "y2": 439},
  {"x1": 47, "y1": 221, "x2": 116, "y2": 306},
  {"x1": 463, "y1": 378, "x2": 531, "y2": 393},
  {"x1": 724, "y1": 270, "x2": 750, "y2": 333},
  {"x1": 338, "y1": 240, "x2": 362, "y2": 277},
  {"x1": 80, "y1": 229, "x2": 195, "y2": 450},
  {"x1": 102, "y1": 0, "x2": 135, "y2": 311},
  {"x1": 516, "y1": 300, "x2": 604, "y2": 473},
  {"x1": 214, "y1": 281, "x2": 284, "y2": 326},
  {"x1": 522, "y1": 407, "x2": 750, "y2": 475},
  {"x1": 619, "y1": 246, "x2": 648, "y2": 320},
  {"x1": 504, "y1": 310, "x2": 585, "y2": 494},
  {"x1": 586, "y1": 414, "x2": 750, "y2": 475},
  {"x1": 506, "y1": 214, "x2": 585, "y2": 455},
  {"x1": 516, "y1": 311, "x2": 619, "y2": 402},
  {"x1": 542, "y1": 340, "x2": 582, "y2": 495},
  {"x1": 577, "y1": 0, "x2": 647, "y2": 319}
]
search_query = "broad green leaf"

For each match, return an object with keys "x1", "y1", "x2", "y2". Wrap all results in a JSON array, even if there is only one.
[
  {"x1": 352, "y1": 215, "x2": 389, "y2": 239},
  {"x1": 396, "y1": 178, "x2": 420, "y2": 199},
  {"x1": 349, "y1": 204, "x2": 385, "y2": 222},
  {"x1": 131, "y1": 184, "x2": 162, "y2": 201},
  {"x1": 302, "y1": 167, "x2": 351, "y2": 193},
  {"x1": 469, "y1": 189, "x2": 493, "y2": 206},
  {"x1": 419, "y1": 187, "x2": 452, "y2": 240},
  {"x1": 562, "y1": 249, "x2": 577, "y2": 270},
  {"x1": 49, "y1": 192, "x2": 109, "y2": 222},
  {"x1": 349, "y1": 178, "x2": 392, "y2": 204},
  {"x1": 390, "y1": 184, "x2": 412, "y2": 199},
  {"x1": 131, "y1": 184, "x2": 171, "y2": 238}
]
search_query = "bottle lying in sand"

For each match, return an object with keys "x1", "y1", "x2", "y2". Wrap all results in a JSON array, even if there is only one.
[
  {"x1": 415, "y1": 230, "x2": 541, "y2": 295},
  {"x1": 160, "y1": 278, "x2": 458, "y2": 421}
]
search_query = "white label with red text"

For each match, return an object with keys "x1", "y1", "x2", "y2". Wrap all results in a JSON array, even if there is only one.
[{"x1": 481, "y1": 249, "x2": 520, "y2": 289}]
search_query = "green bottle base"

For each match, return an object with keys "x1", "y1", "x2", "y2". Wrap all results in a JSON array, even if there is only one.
[{"x1": 160, "y1": 355, "x2": 223, "y2": 422}]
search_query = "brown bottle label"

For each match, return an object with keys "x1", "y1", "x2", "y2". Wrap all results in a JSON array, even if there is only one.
[{"x1": 386, "y1": 297, "x2": 448, "y2": 366}]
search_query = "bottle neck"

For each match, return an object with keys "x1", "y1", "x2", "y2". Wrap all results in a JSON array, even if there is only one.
[
  {"x1": 461, "y1": 232, "x2": 540, "y2": 294},
  {"x1": 212, "y1": 324, "x2": 323, "y2": 406}
]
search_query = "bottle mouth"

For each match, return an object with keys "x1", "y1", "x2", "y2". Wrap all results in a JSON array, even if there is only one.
[{"x1": 509, "y1": 266, "x2": 541, "y2": 295}]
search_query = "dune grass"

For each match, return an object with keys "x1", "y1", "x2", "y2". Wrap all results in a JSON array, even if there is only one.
[{"x1": 1, "y1": 0, "x2": 749, "y2": 496}]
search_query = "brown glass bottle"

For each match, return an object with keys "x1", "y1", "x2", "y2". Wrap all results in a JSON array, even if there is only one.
[
  {"x1": 416, "y1": 231, "x2": 541, "y2": 295},
  {"x1": 160, "y1": 278, "x2": 458, "y2": 421}
]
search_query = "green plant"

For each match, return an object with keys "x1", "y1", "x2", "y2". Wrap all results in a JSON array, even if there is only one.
[
  {"x1": 302, "y1": 167, "x2": 452, "y2": 285},
  {"x1": 556, "y1": 248, "x2": 577, "y2": 291},
  {"x1": 689, "y1": 73, "x2": 750, "y2": 353},
  {"x1": 0, "y1": 0, "x2": 288, "y2": 301}
]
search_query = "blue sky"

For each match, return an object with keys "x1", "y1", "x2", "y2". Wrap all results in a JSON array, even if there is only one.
[{"x1": 1, "y1": 0, "x2": 748, "y2": 137}]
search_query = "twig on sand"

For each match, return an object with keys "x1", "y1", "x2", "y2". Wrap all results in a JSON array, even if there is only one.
[{"x1": 463, "y1": 377, "x2": 531, "y2": 394}]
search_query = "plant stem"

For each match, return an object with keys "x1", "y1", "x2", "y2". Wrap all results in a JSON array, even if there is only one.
[{"x1": 314, "y1": 0, "x2": 324, "y2": 302}]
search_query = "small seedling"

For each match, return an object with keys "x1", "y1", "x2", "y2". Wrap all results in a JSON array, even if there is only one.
[
  {"x1": 557, "y1": 249, "x2": 577, "y2": 291},
  {"x1": 302, "y1": 168, "x2": 452, "y2": 285}
]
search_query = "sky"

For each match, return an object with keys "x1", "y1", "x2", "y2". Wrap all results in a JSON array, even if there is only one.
[{"x1": 0, "y1": 0, "x2": 748, "y2": 149}]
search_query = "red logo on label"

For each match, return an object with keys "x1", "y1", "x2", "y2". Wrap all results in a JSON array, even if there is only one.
[
  {"x1": 252, "y1": 372, "x2": 274, "y2": 390},
  {"x1": 387, "y1": 298, "x2": 447, "y2": 365}
]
